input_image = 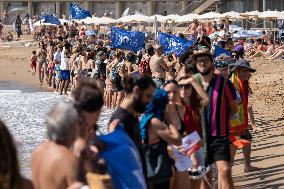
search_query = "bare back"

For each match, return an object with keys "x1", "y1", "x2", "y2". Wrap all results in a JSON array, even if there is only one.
[
  {"x1": 149, "y1": 55, "x2": 167, "y2": 79},
  {"x1": 32, "y1": 141, "x2": 79, "y2": 189}
]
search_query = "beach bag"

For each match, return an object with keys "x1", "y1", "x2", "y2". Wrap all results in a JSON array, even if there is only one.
[
  {"x1": 139, "y1": 56, "x2": 151, "y2": 75},
  {"x1": 144, "y1": 140, "x2": 173, "y2": 184}
]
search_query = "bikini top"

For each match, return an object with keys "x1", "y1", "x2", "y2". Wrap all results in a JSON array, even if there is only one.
[{"x1": 175, "y1": 105, "x2": 186, "y2": 135}]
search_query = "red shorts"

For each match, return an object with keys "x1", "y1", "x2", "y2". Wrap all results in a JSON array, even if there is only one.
[{"x1": 30, "y1": 61, "x2": 36, "y2": 68}]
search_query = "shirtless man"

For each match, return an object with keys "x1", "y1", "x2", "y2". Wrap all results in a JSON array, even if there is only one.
[
  {"x1": 149, "y1": 45, "x2": 169, "y2": 88},
  {"x1": 32, "y1": 101, "x2": 82, "y2": 189}
]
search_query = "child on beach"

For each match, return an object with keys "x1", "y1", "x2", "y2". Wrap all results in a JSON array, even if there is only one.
[{"x1": 30, "y1": 51, "x2": 37, "y2": 75}]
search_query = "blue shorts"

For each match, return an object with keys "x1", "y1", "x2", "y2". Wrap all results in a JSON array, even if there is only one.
[{"x1": 60, "y1": 70, "x2": 70, "y2": 81}]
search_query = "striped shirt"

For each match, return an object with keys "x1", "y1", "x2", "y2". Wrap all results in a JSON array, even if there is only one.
[{"x1": 195, "y1": 74, "x2": 237, "y2": 137}]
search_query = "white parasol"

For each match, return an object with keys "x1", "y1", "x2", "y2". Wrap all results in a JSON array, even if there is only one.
[
  {"x1": 277, "y1": 11, "x2": 284, "y2": 19},
  {"x1": 175, "y1": 14, "x2": 199, "y2": 23},
  {"x1": 117, "y1": 14, "x2": 149, "y2": 23},
  {"x1": 98, "y1": 17, "x2": 116, "y2": 24},
  {"x1": 148, "y1": 14, "x2": 164, "y2": 22},
  {"x1": 158, "y1": 14, "x2": 181, "y2": 22},
  {"x1": 258, "y1": 10, "x2": 280, "y2": 19},
  {"x1": 221, "y1": 11, "x2": 240, "y2": 19},
  {"x1": 79, "y1": 16, "x2": 100, "y2": 24},
  {"x1": 197, "y1": 12, "x2": 223, "y2": 20},
  {"x1": 240, "y1": 11, "x2": 260, "y2": 18}
]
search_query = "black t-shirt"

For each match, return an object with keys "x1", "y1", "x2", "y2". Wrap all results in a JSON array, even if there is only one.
[
  {"x1": 195, "y1": 36, "x2": 211, "y2": 49},
  {"x1": 108, "y1": 106, "x2": 146, "y2": 176},
  {"x1": 109, "y1": 107, "x2": 142, "y2": 150}
]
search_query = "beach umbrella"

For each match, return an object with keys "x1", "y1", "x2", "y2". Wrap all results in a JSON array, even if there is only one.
[
  {"x1": 176, "y1": 13, "x2": 199, "y2": 23},
  {"x1": 198, "y1": 12, "x2": 223, "y2": 20},
  {"x1": 258, "y1": 10, "x2": 280, "y2": 19},
  {"x1": 98, "y1": 17, "x2": 116, "y2": 24},
  {"x1": 80, "y1": 16, "x2": 99, "y2": 24},
  {"x1": 158, "y1": 14, "x2": 181, "y2": 22},
  {"x1": 221, "y1": 11, "x2": 240, "y2": 19},
  {"x1": 117, "y1": 14, "x2": 149, "y2": 23},
  {"x1": 240, "y1": 11, "x2": 260, "y2": 18},
  {"x1": 277, "y1": 12, "x2": 284, "y2": 19},
  {"x1": 148, "y1": 14, "x2": 164, "y2": 22}
]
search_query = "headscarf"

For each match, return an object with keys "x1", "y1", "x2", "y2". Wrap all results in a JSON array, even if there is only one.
[{"x1": 139, "y1": 88, "x2": 169, "y2": 141}]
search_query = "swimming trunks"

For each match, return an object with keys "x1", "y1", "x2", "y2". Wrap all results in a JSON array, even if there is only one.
[{"x1": 60, "y1": 70, "x2": 70, "y2": 80}]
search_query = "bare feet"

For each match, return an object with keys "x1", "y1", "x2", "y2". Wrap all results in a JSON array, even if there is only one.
[
  {"x1": 252, "y1": 125, "x2": 263, "y2": 133},
  {"x1": 244, "y1": 165, "x2": 260, "y2": 173}
]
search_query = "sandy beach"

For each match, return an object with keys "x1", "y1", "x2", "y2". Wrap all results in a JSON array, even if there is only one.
[{"x1": 0, "y1": 35, "x2": 284, "y2": 188}]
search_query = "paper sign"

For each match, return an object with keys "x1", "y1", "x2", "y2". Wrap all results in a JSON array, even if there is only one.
[
  {"x1": 182, "y1": 131, "x2": 201, "y2": 156},
  {"x1": 172, "y1": 147, "x2": 192, "y2": 172}
]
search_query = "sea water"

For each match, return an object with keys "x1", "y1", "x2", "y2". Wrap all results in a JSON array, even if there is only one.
[{"x1": 0, "y1": 87, "x2": 113, "y2": 177}]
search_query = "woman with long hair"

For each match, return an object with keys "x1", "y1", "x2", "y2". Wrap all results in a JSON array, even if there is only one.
[
  {"x1": 0, "y1": 120, "x2": 34, "y2": 189},
  {"x1": 107, "y1": 50, "x2": 124, "y2": 108}
]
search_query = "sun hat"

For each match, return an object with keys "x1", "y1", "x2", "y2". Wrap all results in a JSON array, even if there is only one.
[
  {"x1": 230, "y1": 59, "x2": 256, "y2": 73},
  {"x1": 192, "y1": 46, "x2": 213, "y2": 62},
  {"x1": 214, "y1": 54, "x2": 235, "y2": 68}
]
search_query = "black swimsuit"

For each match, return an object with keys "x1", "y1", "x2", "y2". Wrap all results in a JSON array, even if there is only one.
[{"x1": 175, "y1": 105, "x2": 186, "y2": 135}]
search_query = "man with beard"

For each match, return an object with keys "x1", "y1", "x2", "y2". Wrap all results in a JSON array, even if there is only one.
[
  {"x1": 108, "y1": 74, "x2": 156, "y2": 177},
  {"x1": 193, "y1": 49, "x2": 238, "y2": 189}
]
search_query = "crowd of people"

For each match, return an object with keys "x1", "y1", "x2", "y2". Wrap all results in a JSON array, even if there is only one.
[{"x1": 1, "y1": 17, "x2": 273, "y2": 189}]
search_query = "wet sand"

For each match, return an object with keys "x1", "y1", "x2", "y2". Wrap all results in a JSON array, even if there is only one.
[{"x1": 0, "y1": 36, "x2": 284, "y2": 188}]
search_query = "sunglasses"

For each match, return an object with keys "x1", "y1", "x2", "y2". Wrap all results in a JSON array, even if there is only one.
[
  {"x1": 164, "y1": 79, "x2": 178, "y2": 86},
  {"x1": 178, "y1": 84, "x2": 192, "y2": 89}
]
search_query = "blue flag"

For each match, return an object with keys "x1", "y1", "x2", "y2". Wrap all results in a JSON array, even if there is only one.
[
  {"x1": 158, "y1": 32, "x2": 194, "y2": 56},
  {"x1": 110, "y1": 27, "x2": 145, "y2": 52},
  {"x1": 70, "y1": 3, "x2": 92, "y2": 19},
  {"x1": 99, "y1": 126, "x2": 147, "y2": 189},
  {"x1": 214, "y1": 45, "x2": 231, "y2": 57},
  {"x1": 40, "y1": 15, "x2": 61, "y2": 25}
]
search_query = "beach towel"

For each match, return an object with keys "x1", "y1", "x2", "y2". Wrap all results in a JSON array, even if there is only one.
[{"x1": 230, "y1": 69, "x2": 249, "y2": 137}]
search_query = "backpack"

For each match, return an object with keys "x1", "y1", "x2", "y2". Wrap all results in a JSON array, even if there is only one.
[{"x1": 139, "y1": 55, "x2": 151, "y2": 75}]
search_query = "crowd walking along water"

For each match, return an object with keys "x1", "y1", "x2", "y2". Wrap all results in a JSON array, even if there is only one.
[{"x1": 1, "y1": 4, "x2": 284, "y2": 189}]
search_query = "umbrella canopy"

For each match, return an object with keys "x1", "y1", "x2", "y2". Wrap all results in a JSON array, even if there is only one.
[
  {"x1": 148, "y1": 14, "x2": 164, "y2": 22},
  {"x1": 258, "y1": 10, "x2": 280, "y2": 19},
  {"x1": 98, "y1": 17, "x2": 116, "y2": 24},
  {"x1": 240, "y1": 11, "x2": 260, "y2": 18},
  {"x1": 277, "y1": 12, "x2": 284, "y2": 19},
  {"x1": 117, "y1": 14, "x2": 149, "y2": 23},
  {"x1": 221, "y1": 11, "x2": 240, "y2": 19},
  {"x1": 198, "y1": 12, "x2": 223, "y2": 20},
  {"x1": 80, "y1": 16, "x2": 100, "y2": 24},
  {"x1": 176, "y1": 13, "x2": 199, "y2": 23},
  {"x1": 158, "y1": 14, "x2": 181, "y2": 22}
]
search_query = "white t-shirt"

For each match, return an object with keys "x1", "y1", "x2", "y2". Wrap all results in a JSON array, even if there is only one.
[
  {"x1": 54, "y1": 51, "x2": 61, "y2": 63},
  {"x1": 60, "y1": 51, "x2": 69, "y2": 70}
]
